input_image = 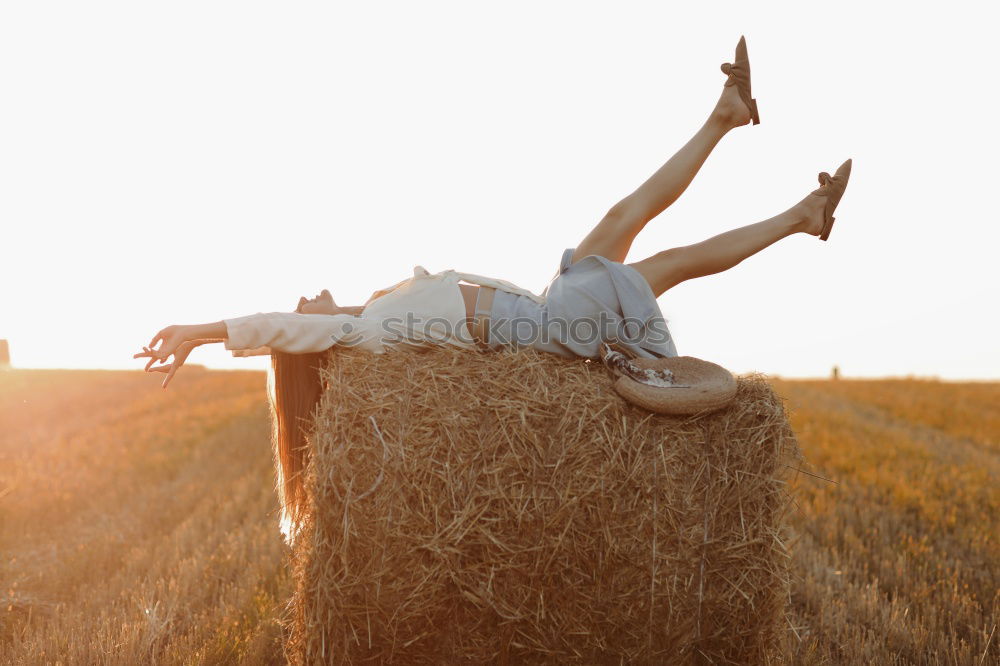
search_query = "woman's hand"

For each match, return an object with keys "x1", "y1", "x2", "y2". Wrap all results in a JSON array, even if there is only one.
[
  {"x1": 134, "y1": 322, "x2": 227, "y2": 388},
  {"x1": 144, "y1": 324, "x2": 194, "y2": 363},
  {"x1": 134, "y1": 339, "x2": 199, "y2": 388}
]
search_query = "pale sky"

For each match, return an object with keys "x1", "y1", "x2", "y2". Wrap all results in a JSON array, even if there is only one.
[{"x1": 1, "y1": 1, "x2": 997, "y2": 379}]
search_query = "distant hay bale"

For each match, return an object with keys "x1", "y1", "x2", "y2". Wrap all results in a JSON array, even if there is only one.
[{"x1": 288, "y1": 345, "x2": 801, "y2": 664}]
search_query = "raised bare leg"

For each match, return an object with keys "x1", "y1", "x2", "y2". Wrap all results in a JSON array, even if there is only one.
[
  {"x1": 573, "y1": 43, "x2": 758, "y2": 265},
  {"x1": 628, "y1": 192, "x2": 828, "y2": 297}
]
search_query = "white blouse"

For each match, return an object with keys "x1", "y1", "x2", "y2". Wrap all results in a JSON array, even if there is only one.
[{"x1": 223, "y1": 266, "x2": 544, "y2": 355}]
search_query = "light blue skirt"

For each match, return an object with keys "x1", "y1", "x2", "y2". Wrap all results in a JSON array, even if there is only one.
[{"x1": 486, "y1": 248, "x2": 678, "y2": 359}]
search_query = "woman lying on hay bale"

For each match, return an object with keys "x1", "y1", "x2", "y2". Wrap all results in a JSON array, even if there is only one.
[{"x1": 135, "y1": 36, "x2": 848, "y2": 541}]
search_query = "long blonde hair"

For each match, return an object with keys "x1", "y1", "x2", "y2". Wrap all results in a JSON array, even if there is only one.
[{"x1": 267, "y1": 351, "x2": 325, "y2": 543}]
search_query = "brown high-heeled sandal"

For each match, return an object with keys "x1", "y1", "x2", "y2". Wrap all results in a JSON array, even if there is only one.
[
  {"x1": 813, "y1": 159, "x2": 853, "y2": 241},
  {"x1": 721, "y1": 35, "x2": 760, "y2": 125}
]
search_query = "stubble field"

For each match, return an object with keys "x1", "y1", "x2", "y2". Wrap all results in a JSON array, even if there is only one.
[{"x1": 0, "y1": 369, "x2": 996, "y2": 664}]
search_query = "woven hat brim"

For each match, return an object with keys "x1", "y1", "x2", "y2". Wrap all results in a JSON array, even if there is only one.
[{"x1": 613, "y1": 356, "x2": 737, "y2": 415}]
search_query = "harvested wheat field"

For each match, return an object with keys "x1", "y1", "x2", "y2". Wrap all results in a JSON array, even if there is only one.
[
  {"x1": 772, "y1": 378, "x2": 999, "y2": 664},
  {"x1": 0, "y1": 368, "x2": 290, "y2": 664},
  {"x1": 0, "y1": 367, "x2": 997, "y2": 664}
]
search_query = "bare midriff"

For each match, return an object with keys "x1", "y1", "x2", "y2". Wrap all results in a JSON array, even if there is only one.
[{"x1": 458, "y1": 283, "x2": 479, "y2": 330}]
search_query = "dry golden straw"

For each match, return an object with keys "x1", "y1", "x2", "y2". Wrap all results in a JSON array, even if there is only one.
[{"x1": 288, "y1": 345, "x2": 801, "y2": 664}]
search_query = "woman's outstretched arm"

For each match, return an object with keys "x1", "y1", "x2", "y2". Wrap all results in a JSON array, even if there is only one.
[
  {"x1": 136, "y1": 312, "x2": 371, "y2": 386},
  {"x1": 134, "y1": 322, "x2": 229, "y2": 388},
  {"x1": 146, "y1": 322, "x2": 228, "y2": 359},
  {"x1": 136, "y1": 286, "x2": 377, "y2": 387}
]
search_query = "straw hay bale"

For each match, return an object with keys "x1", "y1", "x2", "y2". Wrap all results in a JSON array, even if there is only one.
[{"x1": 289, "y1": 345, "x2": 801, "y2": 665}]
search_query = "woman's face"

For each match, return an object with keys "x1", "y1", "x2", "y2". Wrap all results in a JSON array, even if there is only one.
[{"x1": 296, "y1": 289, "x2": 337, "y2": 315}]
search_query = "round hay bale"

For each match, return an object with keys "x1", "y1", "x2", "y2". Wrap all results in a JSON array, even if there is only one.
[
  {"x1": 289, "y1": 345, "x2": 801, "y2": 665},
  {"x1": 612, "y1": 355, "x2": 738, "y2": 415}
]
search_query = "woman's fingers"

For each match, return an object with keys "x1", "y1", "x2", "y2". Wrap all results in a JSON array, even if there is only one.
[
  {"x1": 134, "y1": 349, "x2": 155, "y2": 368},
  {"x1": 153, "y1": 339, "x2": 179, "y2": 361},
  {"x1": 134, "y1": 347, "x2": 165, "y2": 370},
  {"x1": 147, "y1": 362, "x2": 178, "y2": 388},
  {"x1": 161, "y1": 364, "x2": 180, "y2": 389},
  {"x1": 143, "y1": 356, "x2": 165, "y2": 371},
  {"x1": 137, "y1": 327, "x2": 190, "y2": 382}
]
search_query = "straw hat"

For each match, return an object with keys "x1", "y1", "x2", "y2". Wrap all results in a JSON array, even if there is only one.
[{"x1": 602, "y1": 346, "x2": 737, "y2": 415}]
